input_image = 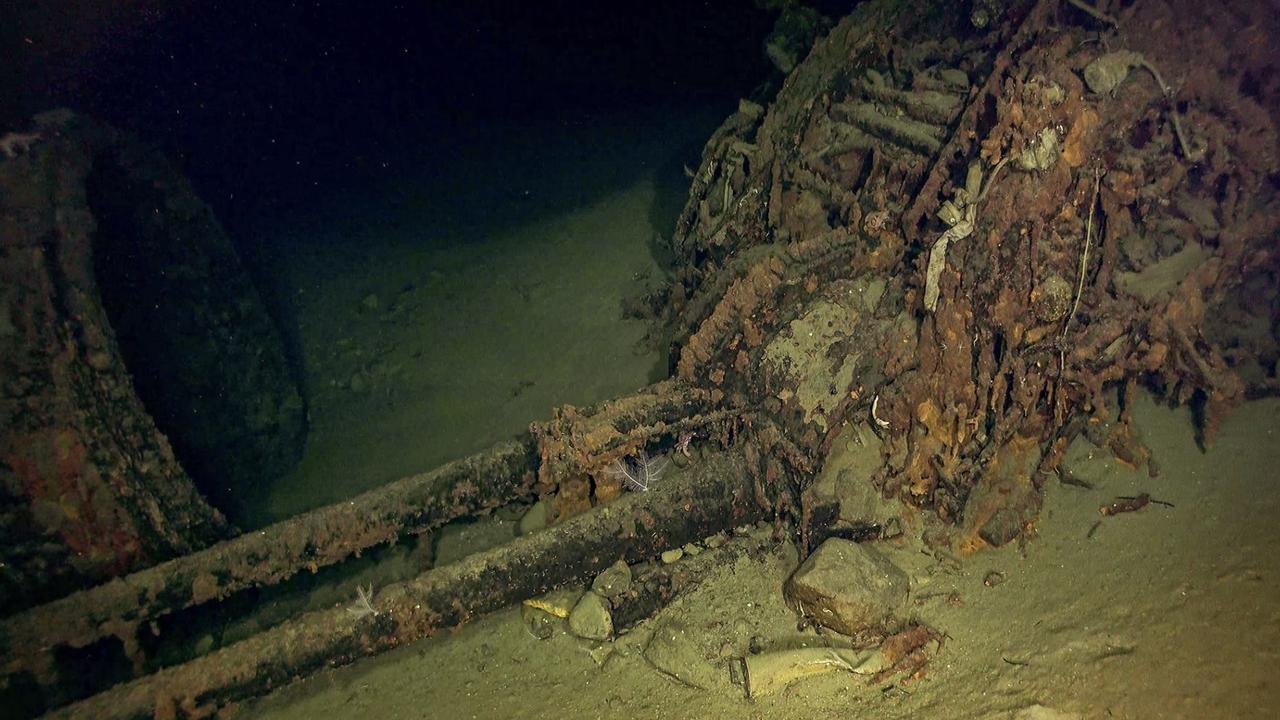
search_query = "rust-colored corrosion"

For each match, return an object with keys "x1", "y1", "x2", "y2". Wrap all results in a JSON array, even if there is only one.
[
  {"x1": 0, "y1": 113, "x2": 235, "y2": 614},
  {"x1": 530, "y1": 379, "x2": 733, "y2": 523},
  {"x1": 10, "y1": 0, "x2": 1280, "y2": 714},
  {"x1": 663, "y1": 0, "x2": 1278, "y2": 540},
  {"x1": 48, "y1": 451, "x2": 762, "y2": 720},
  {"x1": 0, "y1": 438, "x2": 535, "y2": 696}
]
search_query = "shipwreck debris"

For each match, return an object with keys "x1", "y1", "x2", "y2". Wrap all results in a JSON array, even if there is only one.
[
  {"x1": 6, "y1": 0, "x2": 1278, "y2": 714},
  {"x1": 48, "y1": 451, "x2": 763, "y2": 720},
  {"x1": 1098, "y1": 492, "x2": 1174, "y2": 516},
  {"x1": 0, "y1": 439, "x2": 536, "y2": 709}
]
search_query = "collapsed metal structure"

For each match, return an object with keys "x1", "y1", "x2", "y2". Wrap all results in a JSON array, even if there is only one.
[{"x1": 2, "y1": 0, "x2": 1276, "y2": 716}]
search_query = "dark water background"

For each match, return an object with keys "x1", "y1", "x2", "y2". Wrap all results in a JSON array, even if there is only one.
[
  {"x1": 5, "y1": 1, "x2": 793, "y2": 524},
  {"x1": 8, "y1": 1, "x2": 778, "y2": 238}
]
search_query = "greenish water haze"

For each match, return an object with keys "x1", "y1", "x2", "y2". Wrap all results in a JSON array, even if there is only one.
[{"x1": 240, "y1": 106, "x2": 722, "y2": 527}]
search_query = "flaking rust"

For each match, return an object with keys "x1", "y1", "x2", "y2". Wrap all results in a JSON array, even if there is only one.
[
  {"x1": 12, "y1": 0, "x2": 1280, "y2": 714},
  {"x1": 665, "y1": 0, "x2": 1277, "y2": 544}
]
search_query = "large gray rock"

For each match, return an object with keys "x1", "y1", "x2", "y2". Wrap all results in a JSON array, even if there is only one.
[
  {"x1": 643, "y1": 620, "x2": 719, "y2": 689},
  {"x1": 568, "y1": 591, "x2": 613, "y2": 641},
  {"x1": 783, "y1": 538, "x2": 908, "y2": 636}
]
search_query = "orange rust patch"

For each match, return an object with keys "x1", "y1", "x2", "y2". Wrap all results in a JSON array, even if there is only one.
[
  {"x1": 1061, "y1": 106, "x2": 1098, "y2": 167},
  {"x1": 956, "y1": 433, "x2": 1041, "y2": 554},
  {"x1": 956, "y1": 534, "x2": 990, "y2": 556}
]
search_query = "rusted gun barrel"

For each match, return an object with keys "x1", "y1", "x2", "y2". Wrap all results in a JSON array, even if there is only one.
[
  {"x1": 49, "y1": 450, "x2": 761, "y2": 719},
  {"x1": 1, "y1": 438, "x2": 536, "y2": 704}
]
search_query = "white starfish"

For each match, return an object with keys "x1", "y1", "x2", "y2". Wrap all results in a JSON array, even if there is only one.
[
  {"x1": 607, "y1": 451, "x2": 668, "y2": 492},
  {"x1": 0, "y1": 132, "x2": 41, "y2": 159},
  {"x1": 346, "y1": 583, "x2": 377, "y2": 619}
]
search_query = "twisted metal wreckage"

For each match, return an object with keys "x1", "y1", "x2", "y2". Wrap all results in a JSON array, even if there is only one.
[{"x1": 2, "y1": 0, "x2": 1277, "y2": 716}]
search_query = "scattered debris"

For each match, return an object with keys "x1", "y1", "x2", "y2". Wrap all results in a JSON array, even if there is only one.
[
  {"x1": 1064, "y1": 0, "x2": 1118, "y2": 28},
  {"x1": 1013, "y1": 127, "x2": 1060, "y2": 172},
  {"x1": 871, "y1": 394, "x2": 891, "y2": 429},
  {"x1": 1060, "y1": 168, "x2": 1102, "y2": 374},
  {"x1": 674, "y1": 430, "x2": 695, "y2": 459},
  {"x1": 742, "y1": 645, "x2": 885, "y2": 698},
  {"x1": 737, "y1": 621, "x2": 948, "y2": 696},
  {"x1": 1013, "y1": 704, "x2": 1083, "y2": 720},
  {"x1": 1083, "y1": 50, "x2": 1205, "y2": 161},
  {"x1": 923, "y1": 157, "x2": 1008, "y2": 312},
  {"x1": 1098, "y1": 493, "x2": 1174, "y2": 516},
  {"x1": 1056, "y1": 464, "x2": 1095, "y2": 489},
  {"x1": 522, "y1": 586, "x2": 584, "y2": 639},
  {"x1": 518, "y1": 498, "x2": 550, "y2": 535}
]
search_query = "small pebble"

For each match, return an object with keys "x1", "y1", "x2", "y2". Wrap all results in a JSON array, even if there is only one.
[
  {"x1": 584, "y1": 642, "x2": 614, "y2": 666},
  {"x1": 517, "y1": 499, "x2": 549, "y2": 535},
  {"x1": 660, "y1": 548, "x2": 684, "y2": 564},
  {"x1": 521, "y1": 602, "x2": 560, "y2": 640},
  {"x1": 592, "y1": 560, "x2": 632, "y2": 598},
  {"x1": 983, "y1": 570, "x2": 1005, "y2": 588}
]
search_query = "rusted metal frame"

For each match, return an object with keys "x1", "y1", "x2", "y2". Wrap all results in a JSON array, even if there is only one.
[
  {"x1": 900, "y1": 0, "x2": 1056, "y2": 243},
  {"x1": 580, "y1": 379, "x2": 720, "y2": 440},
  {"x1": 50, "y1": 451, "x2": 763, "y2": 720},
  {"x1": 673, "y1": 229, "x2": 873, "y2": 362},
  {"x1": 1, "y1": 437, "x2": 536, "y2": 687},
  {"x1": 531, "y1": 380, "x2": 730, "y2": 490}
]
